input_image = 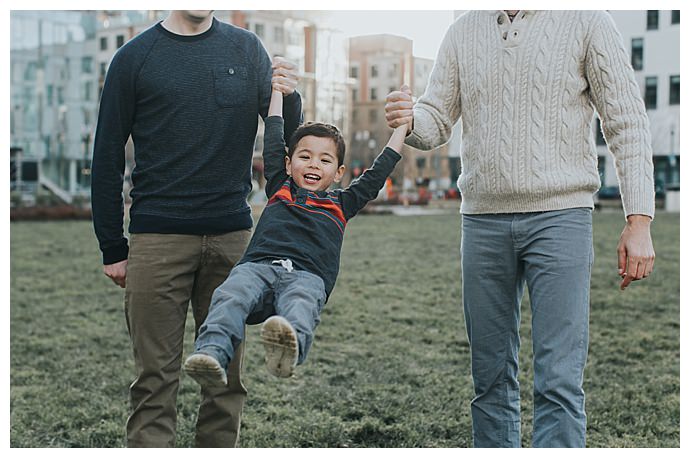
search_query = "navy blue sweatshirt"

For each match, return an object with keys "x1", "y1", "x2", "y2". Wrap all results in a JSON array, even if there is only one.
[
  {"x1": 91, "y1": 18, "x2": 303, "y2": 265},
  {"x1": 239, "y1": 116, "x2": 401, "y2": 297}
]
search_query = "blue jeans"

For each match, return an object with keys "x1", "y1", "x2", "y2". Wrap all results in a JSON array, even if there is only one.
[
  {"x1": 195, "y1": 261, "x2": 327, "y2": 367},
  {"x1": 461, "y1": 208, "x2": 593, "y2": 448}
]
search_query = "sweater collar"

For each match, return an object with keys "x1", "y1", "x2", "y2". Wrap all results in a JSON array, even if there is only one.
[
  {"x1": 156, "y1": 17, "x2": 217, "y2": 42},
  {"x1": 493, "y1": 10, "x2": 536, "y2": 18}
]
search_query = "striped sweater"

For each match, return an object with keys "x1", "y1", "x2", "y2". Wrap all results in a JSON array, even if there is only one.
[
  {"x1": 406, "y1": 10, "x2": 655, "y2": 218},
  {"x1": 239, "y1": 116, "x2": 401, "y2": 297}
]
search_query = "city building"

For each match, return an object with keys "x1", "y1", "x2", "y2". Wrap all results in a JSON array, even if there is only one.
[
  {"x1": 10, "y1": 11, "x2": 101, "y2": 201},
  {"x1": 348, "y1": 34, "x2": 450, "y2": 199},
  {"x1": 10, "y1": 10, "x2": 350, "y2": 203},
  {"x1": 604, "y1": 10, "x2": 680, "y2": 196}
]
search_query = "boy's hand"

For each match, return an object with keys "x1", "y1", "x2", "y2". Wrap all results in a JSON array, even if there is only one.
[
  {"x1": 385, "y1": 86, "x2": 413, "y2": 153},
  {"x1": 104, "y1": 259, "x2": 128, "y2": 288},
  {"x1": 385, "y1": 85, "x2": 414, "y2": 134},
  {"x1": 272, "y1": 57, "x2": 299, "y2": 95}
]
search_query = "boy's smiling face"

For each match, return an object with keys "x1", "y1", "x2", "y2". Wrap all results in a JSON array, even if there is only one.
[{"x1": 286, "y1": 135, "x2": 345, "y2": 192}]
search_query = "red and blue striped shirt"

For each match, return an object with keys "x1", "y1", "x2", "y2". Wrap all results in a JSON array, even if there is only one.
[{"x1": 239, "y1": 116, "x2": 401, "y2": 297}]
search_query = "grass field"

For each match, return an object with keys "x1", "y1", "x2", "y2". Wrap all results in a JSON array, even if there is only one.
[{"x1": 10, "y1": 209, "x2": 679, "y2": 447}]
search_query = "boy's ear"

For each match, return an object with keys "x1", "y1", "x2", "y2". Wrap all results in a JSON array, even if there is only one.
[
  {"x1": 333, "y1": 164, "x2": 346, "y2": 183},
  {"x1": 285, "y1": 156, "x2": 292, "y2": 176}
]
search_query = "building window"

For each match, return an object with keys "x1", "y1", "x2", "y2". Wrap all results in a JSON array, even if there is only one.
[
  {"x1": 100, "y1": 36, "x2": 108, "y2": 50},
  {"x1": 597, "y1": 155, "x2": 606, "y2": 184},
  {"x1": 254, "y1": 23, "x2": 264, "y2": 38},
  {"x1": 352, "y1": 88, "x2": 358, "y2": 102},
  {"x1": 84, "y1": 81, "x2": 92, "y2": 101},
  {"x1": 369, "y1": 109, "x2": 377, "y2": 123},
  {"x1": 24, "y1": 62, "x2": 37, "y2": 81},
  {"x1": 672, "y1": 10, "x2": 680, "y2": 24},
  {"x1": 416, "y1": 156, "x2": 426, "y2": 171},
  {"x1": 595, "y1": 117, "x2": 606, "y2": 145},
  {"x1": 350, "y1": 66, "x2": 358, "y2": 78},
  {"x1": 653, "y1": 155, "x2": 680, "y2": 191},
  {"x1": 644, "y1": 76, "x2": 657, "y2": 109},
  {"x1": 647, "y1": 10, "x2": 659, "y2": 30},
  {"x1": 100, "y1": 62, "x2": 107, "y2": 77},
  {"x1": 81, "y1": 56, "x2": 93, "y2": 74},
  {"x1": 288, "y1": 31, "x2": 300, "y2": 46},
  {"x1": 273, "y1": 26, "x2": 283, "y2": 43},
  {"x1": 669, "y1": 75, "x2": 680, "y2": 105},
  {"x1": 370, "y1": 88, "x2": 377, "y2": 100},
  {"x1": 116, "y1": 34, "x2": 125, "y2": 48},
  {"x1": 631, "y1": 38, "x2": 644, "y2": 70},
  {"x1": 46, "y1": 85, "x2": 53, "y2": 107},
  {"x1": 371, "y1": 65, "x2": 378, "y2": 78}
]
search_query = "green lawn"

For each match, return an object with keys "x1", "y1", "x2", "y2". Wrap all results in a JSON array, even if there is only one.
[{"x1": 10, "y1": 210, "x2": 680, "y2": 447}]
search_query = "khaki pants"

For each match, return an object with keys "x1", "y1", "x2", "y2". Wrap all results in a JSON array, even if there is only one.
[{"x1": 124, "y1": 230, "x2": 252, "y2": 447}]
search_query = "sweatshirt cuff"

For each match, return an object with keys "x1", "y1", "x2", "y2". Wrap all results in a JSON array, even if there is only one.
[
  {"x1": 283, "y1": 90, "x2": 300, "y2": 105},
  {"x1": 264, "y1": 115, "x2": 284, "y2": 135},
  {"x1": 102, "y1": 239, "x2": 129, "y2": 265},
  {"x1": 382, "y1": 146, "x2": 403, "y2": 162},
  {"x1": 265, "y1": 115, "x2": 284, "y2": 125}
]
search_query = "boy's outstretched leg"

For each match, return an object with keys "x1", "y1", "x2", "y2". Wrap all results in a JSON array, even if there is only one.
[
  {"x1": 269, "y1": 269, "x2": 327, "y2": 376},
  {"x1": 184, "y1": 263, "x2": 276, "y2": 388},
  {"x1": 184, "y1": 352, "x2": 228, "y2": 387},
  {"x1": 260, "y1": 316, "x2": 299, "y2": 378}
]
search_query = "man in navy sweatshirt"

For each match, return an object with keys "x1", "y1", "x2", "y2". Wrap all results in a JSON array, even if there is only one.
[
  {"x1": 90, "y1": 10, "x2": 302, "y2": 448},
  {"x1": 182, "y1": 82, "x2": 410, "y2": 388}
]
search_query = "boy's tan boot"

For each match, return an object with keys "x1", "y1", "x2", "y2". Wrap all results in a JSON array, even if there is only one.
[{"x1": 260, "y1": 316, "x2": 298, "y2": 378}]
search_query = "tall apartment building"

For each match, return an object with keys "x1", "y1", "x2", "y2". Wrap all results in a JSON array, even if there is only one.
[
  {"x1": 348, "y1": 34, "x2": 449, "y2": 195},
  {"x1": 10, "y1": 11, "x2": 100, "y2": 198}
]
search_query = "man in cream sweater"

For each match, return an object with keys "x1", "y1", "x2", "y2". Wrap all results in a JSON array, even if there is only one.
[{"x1": 385, "y1": 10, "x2": 655, "y2": 447}]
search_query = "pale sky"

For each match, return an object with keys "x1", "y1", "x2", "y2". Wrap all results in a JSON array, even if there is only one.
[{"x1": 322, "y1": 10, "x2": 456, "y2": 60}]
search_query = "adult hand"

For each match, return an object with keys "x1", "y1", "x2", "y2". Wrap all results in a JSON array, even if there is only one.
[
  {"x1": 104, "y1": 259, "x2": 128, "y2": 288},
  {"x1": 385, "y1": 85, "x2": 414, "y2": 133},
  {"x1": 617, "y1": 215, "x2": 655, "y2": 290},
  {"x1": 272, "y1": 56, "x2": 299, "y2": 95}
]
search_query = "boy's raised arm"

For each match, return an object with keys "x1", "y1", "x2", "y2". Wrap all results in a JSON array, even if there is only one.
[
  {"x1": 340, "y1": 124, "x2": 408, "y2": 220},
  {"x1": 263, "y1": 87, "x2": 290, "y2": 197},
  {"x1": 340, "y1": 85, "x2": 411, "y2": 218}
]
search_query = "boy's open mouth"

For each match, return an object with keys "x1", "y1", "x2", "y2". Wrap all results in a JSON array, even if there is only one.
[{"x1": 304, "y1": 173, "x2": 321, "y2": 184}]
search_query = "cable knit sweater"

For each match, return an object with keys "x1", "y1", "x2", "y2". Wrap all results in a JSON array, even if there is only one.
[{"x1": 406, "y1": 10, "x2": 655, "y2": 218}]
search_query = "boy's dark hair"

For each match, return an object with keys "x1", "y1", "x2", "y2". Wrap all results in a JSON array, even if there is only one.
[{"x1": 288, "y1": 122, "x2": 346, "y2": 166}]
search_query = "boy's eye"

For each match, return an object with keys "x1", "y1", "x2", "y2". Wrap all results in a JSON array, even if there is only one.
[{"x1": 322, "y1": 158, "x2": 332, "y2": 164}]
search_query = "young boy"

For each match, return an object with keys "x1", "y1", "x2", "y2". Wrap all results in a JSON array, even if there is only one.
[{"x1": 183, "y1": 81, "x2": 409, "y2": 386}]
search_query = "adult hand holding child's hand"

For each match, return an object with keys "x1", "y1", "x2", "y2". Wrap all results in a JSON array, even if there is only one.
[
  {"x1": 272, "y1": 56, "x2": 300, "y2": 95},
  {"x1": 385, "y1": 85, "x2": 414, "y2": 134}
]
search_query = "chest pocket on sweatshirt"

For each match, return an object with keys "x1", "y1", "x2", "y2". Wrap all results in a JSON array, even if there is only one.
[{"x1": 213, "y1": 65, "x2": 249, "y2": 108}]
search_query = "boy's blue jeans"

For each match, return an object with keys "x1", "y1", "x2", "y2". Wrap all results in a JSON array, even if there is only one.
[
  {"x1": 194, "y1": 261, "x2": 327, "y2": 368},
  {"x1": 461, "y1": 208, "x2": 593, "y2": 448}
]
